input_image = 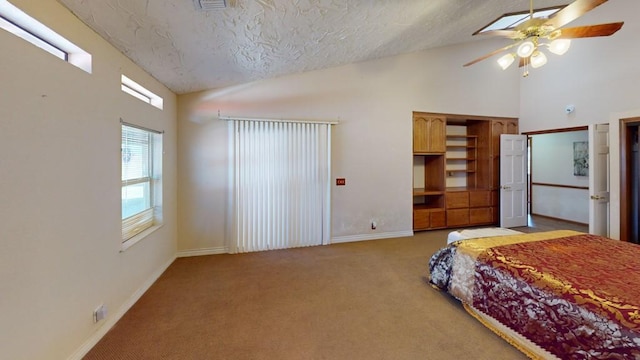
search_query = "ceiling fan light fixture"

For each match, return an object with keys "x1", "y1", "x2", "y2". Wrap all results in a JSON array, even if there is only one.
[
  {"x1": 517, "y1": 40, "x2": 536, "y2": 58},
  {"x1": 530, "y1": 51, "x2": 548, "y2": 68},
  {"x1": 497, "y1": 53, "x2": 516, "y2": 70},
  {"x1": 463, "y1": 0, "x2": 623, "y2": 77},
  {"x1": 548, "y1": 39, "x2": 571, "y2": 55}
]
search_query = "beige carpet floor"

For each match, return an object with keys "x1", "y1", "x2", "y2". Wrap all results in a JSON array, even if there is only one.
[{"x1": 84, "y1": 229, "x2": 531, "y2": 360}]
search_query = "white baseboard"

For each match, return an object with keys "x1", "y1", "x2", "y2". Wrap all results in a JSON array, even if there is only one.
[
  {"x1": 176, "y1": 246, "x2": 227, "y2": 257},
  {"x1": 176, "y1": 232, "x2": 416, "y2": 252},
  {"x1": 67, "y1": 255, "x2": 176, "y2": 360},
  {"x1": 330, "y1": 230, "x2": 414, "y2": 244}
]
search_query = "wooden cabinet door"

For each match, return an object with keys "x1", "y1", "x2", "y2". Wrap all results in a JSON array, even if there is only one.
[
  {"x1": 413, "y1": 209, "x2": 430, "y2": 230},
  {"x1": 430, "y1": 210, "x2": 446, "y2": 228},
  {"x1": 491, "y1": 119, "x2": 519, "y2": 155},
  {"x1": 505, "y1": 119, "x2": 518, "y2": 134},
  {"x1": 490, "y1": 119, "x2": 519, "y2": 190},
  {"x1": 413, "y1": 115, "x2": 446, "y2": 153},
  {"x1": 427, "y1": 117, "x2": 446, "y2": 152},
  {"x1": 491, "y1": 120, "x2": 507, "y2": 156}
]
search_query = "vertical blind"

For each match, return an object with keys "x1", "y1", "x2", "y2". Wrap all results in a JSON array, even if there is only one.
[{"x1": 228, "y1": 119, "x2": 331, "y2": 253}]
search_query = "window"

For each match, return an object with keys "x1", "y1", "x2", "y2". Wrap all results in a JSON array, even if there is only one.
[
  {"x1": 0, "y1": 0, "x2": 92, "y2": 73},
  {"x1": 121, "y1": 123, "x2": 163, "y2": 244},
  {"x1": 474, "y1": 6, "x2": 564, "y2": 35},
  {"x1": 121, "y1": 75, "x2": 164, "y2": 110}
]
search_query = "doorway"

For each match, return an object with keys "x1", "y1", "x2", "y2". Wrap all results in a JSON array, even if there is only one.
[
  {"x1": 620, "y1": 118, "x2": 640, "y2": 243},
  {"x1": 524, "y1": 127, "x2": 590, "y2": 227}
]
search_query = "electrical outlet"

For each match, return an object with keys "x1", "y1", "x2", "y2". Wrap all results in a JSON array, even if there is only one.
[
  {"x1": 371, "y1": 221, "x2": 377, "y2": 230},
  {"x1": 93, "y1": 304, "x2": 107, "y2": 323}
]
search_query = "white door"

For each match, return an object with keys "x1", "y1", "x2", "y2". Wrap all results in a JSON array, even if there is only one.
[
  {"x1": 500, "y1": 134, "x2": 528, "y2": 228},
  {"x1": 588, "y1": 124, "x2": 610, "y2": 236}
]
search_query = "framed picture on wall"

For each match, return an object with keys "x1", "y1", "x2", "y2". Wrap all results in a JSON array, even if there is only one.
[{"x1": 573, "y1": 141, "x2": 588, "y2": 176}]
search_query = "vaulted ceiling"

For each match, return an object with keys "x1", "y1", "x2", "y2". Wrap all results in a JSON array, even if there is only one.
[{"x1": 57, "y1": 0, "x2": 569, "y2": 94}]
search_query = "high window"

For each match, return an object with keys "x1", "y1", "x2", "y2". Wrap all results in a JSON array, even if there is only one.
[
  {"x1": 121, "y1": 123, "x2": 163, "y2": 245},
  {"x1": 0, "y1": 0, "x2": 92, "y2": 73},
  {"x1": 121, "y1": 75, "x2": 163, "y2": 110},
  {"x1": 474, "y1": 6, "x2": 564, "y2": 35}
]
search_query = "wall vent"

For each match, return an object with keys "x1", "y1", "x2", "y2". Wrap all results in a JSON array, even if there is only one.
[{"x1": 193, "y1": 0, "x2": 227, "y2": 11}]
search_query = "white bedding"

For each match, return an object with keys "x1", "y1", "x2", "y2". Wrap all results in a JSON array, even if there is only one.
[{"x1": 446, "y1": 227, "x2": 523, "y2": 244}]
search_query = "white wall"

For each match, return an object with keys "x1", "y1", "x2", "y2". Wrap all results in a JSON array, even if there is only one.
[
  {"x1": 518, "y1": 0, "x2": 640, "y2": 239},
  {"x1": 531, "y1": 131, "x2": 589, "y2": 223},
  {"x1": 0, "y1": 1, "x2": 177, "y2": 359},
  {"x1": 177, "y1": 39, "x2": 520, "y2": 253},
  {"x1": 177, "y1": 0, "x2": 640, "y2": 249},
  {"x1": 518, "y1": 0, "x2": 640, "y2": 132},
  {"x1": 2, "y1": 0, "x2": 637, "y2": 357}
]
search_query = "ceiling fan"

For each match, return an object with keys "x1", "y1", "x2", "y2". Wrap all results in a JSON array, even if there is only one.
[{"x1": 464, "y1": 0, "x2": 624, "y2": 76}]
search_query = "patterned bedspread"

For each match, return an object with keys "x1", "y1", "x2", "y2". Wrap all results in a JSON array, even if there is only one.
[{"x1": 429, "y1": 230, "x2": 640, "y2": 359}]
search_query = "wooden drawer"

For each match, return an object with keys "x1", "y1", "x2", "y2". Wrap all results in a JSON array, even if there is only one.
[
  {"x1": 413, "y1": 209, "x2": 430, "y2": 230},
  {"x1": 469, "y1": 190, "x2": 491, "y2": 208},
  {"x1": 446, "y1": 192, "x2": 469, "y2": 209},
  {"x1": 447, "y1": 209, "x2": 469, "y2": 227},
  {"x1": 430, "y1": 210, "x2": 446, "y2": 228},
  {"x1": 470, "y1": 207, "x2": 492, "y2": 224},
  {"x1": 414, "y1": 209, "x2": 446, "y2": 230}
]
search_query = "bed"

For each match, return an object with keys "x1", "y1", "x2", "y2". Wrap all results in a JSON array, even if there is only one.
[
  {"x1": 445, "y1": 227, "x2": 523, "y2": 244},
  {"x1": 429, "y1": 230, "x2": 640, "y2": 359}
]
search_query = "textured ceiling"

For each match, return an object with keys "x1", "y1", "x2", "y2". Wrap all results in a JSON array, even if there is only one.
[{"x1": 57, "y1": 0, "x2": 569, "y2": 94}]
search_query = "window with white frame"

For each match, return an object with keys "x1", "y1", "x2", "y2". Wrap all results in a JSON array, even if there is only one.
[
  {"x1": 121, "y1": 75, "x2": 163, "y2": 110},
  {"x1": 121, "y1": 123, "x2": 163, "y2": 243},
  {"x1": 0, "y1": 0, "x2": 92, "y2": 73}
]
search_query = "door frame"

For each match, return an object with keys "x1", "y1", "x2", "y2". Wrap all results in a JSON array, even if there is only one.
[
  {"x1": 619, "y1": 117, "x2": 640, "y2": 242},
  {"x1": 522, "y1": 126, "x2": 589, "y2": 219}
]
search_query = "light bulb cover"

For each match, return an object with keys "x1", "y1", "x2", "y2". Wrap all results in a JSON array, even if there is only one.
[
  {"x1": 517, "y1": 40, "x2": 536, "y2": 58},
  {"x1": 548, "y1": 39, "x2": 571, "y2": 55},
  {"x1": 497, "y1": 53, "x2": 515, "y2": 70},
  {"x1": 530, "y1": 51, "x2": 548, "y2": 68}
]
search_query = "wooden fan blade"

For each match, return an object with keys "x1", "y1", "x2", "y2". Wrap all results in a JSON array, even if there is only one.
[
  {"x1": 463, "y1": 42, "x2": 519, "y2": 67},
  {"x1": 557, "y1": 22, "x2": 624, "y2": 38},
  {"x1": 544, "y1": 0, "x2": 608, "y2": 30}
]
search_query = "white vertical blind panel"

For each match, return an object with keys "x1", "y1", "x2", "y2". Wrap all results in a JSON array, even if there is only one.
[{"x1": 230, "y1": 120, "x2": 328, "y2": 253}]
